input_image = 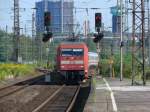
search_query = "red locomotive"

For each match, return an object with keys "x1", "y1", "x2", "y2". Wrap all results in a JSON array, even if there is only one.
[{"x1": 56, "y1": 42, "x2": 88, "y2": 82}]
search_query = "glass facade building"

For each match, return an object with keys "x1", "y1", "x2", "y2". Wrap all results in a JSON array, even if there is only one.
[{"x1": 36, "y1": 0, "x2": 74, "y2": 34}]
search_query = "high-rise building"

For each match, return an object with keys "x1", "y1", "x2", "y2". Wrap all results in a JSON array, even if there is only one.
[
  {"x1": 112, "y1": 15, "x2": 121, "y2": 34},
  {"x1": 36, "y1": 0, "x2": 74, "y2": 34},
  {"x1": 110, "y1": 6, "x2": 121, "y2": 35}
]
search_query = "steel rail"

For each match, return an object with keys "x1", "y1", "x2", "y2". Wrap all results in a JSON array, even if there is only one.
[
  {"x1": 66, "y1": 85, "x2": 81, "y2": 112},
  {"x1": 0, "y1": 72, "x2": 44, "y2": 91},
  {"x1": 0, "y1": 75, "x2": 44, "y2": 99},
  {"x1": 32, "y1": 84, "x2": 65, "y2": 112}
]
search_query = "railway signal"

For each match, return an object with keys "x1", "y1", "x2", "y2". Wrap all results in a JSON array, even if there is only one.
[
  {"x1": 44, "y1": 11, "x2": 51, "y2": 26},
  {"x1": 93, "y1": 33, "x2": 104, "y2": 43},
  {"x1": 43, "y1": 11, "x2": 53, "y2": 42},
  {"x1": 95, "y1": 13, "x2": 102, "y2": 29},
  {"x1": 42, "y1": 32, "x2": 53, "y2": 42}
]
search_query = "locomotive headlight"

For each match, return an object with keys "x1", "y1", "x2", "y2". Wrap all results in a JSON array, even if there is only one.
[
  {"x1": 85, "y1": 70, "x2": 88, "y2": 73},
  {"x1": 61, "y1": 66, "x2": 64, "y2": 68},
  {"x1": 80, "y1": 66, "x2": 84, "y2": 68}
]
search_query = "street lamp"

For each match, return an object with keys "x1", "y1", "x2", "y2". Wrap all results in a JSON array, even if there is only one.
[{"x1": 120, "y1": 0, "x2": 123, "y2": 81}]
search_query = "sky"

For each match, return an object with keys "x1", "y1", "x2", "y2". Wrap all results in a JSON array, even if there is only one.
[{"x1": 0, "y1": 0, "x2": 116, "y2": 34}]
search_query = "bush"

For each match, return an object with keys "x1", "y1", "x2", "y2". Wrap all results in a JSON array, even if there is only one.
[
  {"x1": 99, "y1": 53, "x2": 132, "y2": 78},
  {"x1": 146, "y1": 67, "x2": 150, "y2": 80},
  {"x1": 0, "y1": 64, "x2": 35, "y2": 80},
  {"x1": 100, "y1": 59, "x2": 110, "y2": 77},
  {"x1": 113, "y1": 54, "x2": 132, "y2": 78}
]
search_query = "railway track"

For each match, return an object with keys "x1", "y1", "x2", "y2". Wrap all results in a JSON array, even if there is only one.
[
  {"x1": 32, "y1": 84, "x2": 80, "y2": 112},
  {"x1": 0, "y1": 71, "x2": 81, "y2": 112},
  {"x1": 0, "y1": 74, "x2": 44, "y2": 99}
]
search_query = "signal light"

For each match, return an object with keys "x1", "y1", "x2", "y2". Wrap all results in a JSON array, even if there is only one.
[
  {"x1": 98, "y1": 33, "x2": 104, "y2": 40},
  {"x1": 44, "y1": 12, "x2": 51, "y2": 26},
  {"x1": 93, "y1": 33, "x2": 104, "y2": 43},
  {"x1": 42, "y1": 32, "x2": 53, "y2": 42},
  {"x1": 95, "y1": 13, "x2": 102, "y2": 28},
  {"x1": 93, "y1": 37, "x2": 99, "y2": 43}
]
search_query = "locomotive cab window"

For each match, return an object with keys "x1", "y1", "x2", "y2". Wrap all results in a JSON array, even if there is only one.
[
  {"x1": 73, "y1": 49, "x2": 84, "y2": 56},
  {"x1": 61, "y1": 49, "x2": 84, "y2": 56},
  {"x1": 61, "y1": 49, "x2": 72, "y2": 56}
]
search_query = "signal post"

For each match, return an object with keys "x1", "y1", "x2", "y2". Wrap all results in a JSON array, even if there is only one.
[
  {"x1": 93, "y1": 13, "x2": 104, "y2": 76},
  {"x1": 43, "y1": 1, "x2": 53, "y2": 82}
]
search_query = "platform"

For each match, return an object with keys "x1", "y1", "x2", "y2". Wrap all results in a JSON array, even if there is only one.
[{"x1": 84, "y1": 77, "x2": 150, "y2": 112}]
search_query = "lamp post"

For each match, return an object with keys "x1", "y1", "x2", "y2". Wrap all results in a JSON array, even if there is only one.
[{"x1": 120, "y1": 0, "x2": 123, "y2": 81}]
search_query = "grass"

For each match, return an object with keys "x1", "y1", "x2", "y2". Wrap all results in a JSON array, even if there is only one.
[{"x1": 0, "y1": 64, "x2": 35, "y2": 80}]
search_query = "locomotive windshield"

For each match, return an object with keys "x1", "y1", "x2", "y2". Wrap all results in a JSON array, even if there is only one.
[{"x1": 61, "y1": 49, "x2": 84, "y2": 56}]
